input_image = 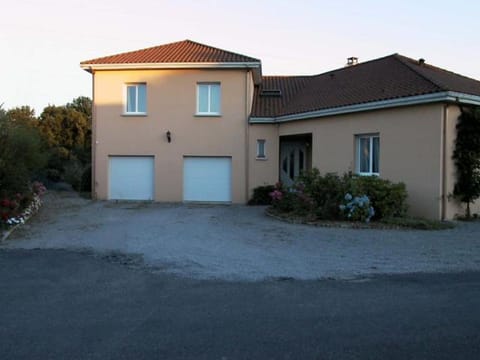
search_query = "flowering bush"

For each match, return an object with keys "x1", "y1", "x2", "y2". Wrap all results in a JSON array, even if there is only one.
[
  {"x1": 339, "y1": 193, "x2": 375, "y2": 223},
  {"x1": 267, "y1": 169, "x2": 407, "y2": 222},
  {"x1": 1, "y1": 182, "x2": 46, "y2": 229},
  {"x1": 269, "y1": 182, "x2": 295, "y2": 212},
  {"x1": 33, "y1": 181, "x2": 47, "y2": 196}
]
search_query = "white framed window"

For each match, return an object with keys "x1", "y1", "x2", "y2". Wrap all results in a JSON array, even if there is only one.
[
  {"x1": 256, "y1": 139, "x2": 266, "y2": 159},
  {"x1": 125, "y1": 83, "x2": 147, "y2": 114},
  {"x1": 196, "y1": 83, "x2": 221, "y2": 115},
  {"x1": 356, "y1": 134, "x2": 380, "y2": 175}
]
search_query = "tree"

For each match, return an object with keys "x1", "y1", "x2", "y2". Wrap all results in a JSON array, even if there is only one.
[
  {"x1": 37, "y1": 97, "x2": 92, "y2": 186},
  {"x1": 6, "y1": 106, "x2": 37, "y2": 126},
  {"x1": 0, "y1": 106, "x2": 46, "y2": 195},
  {"x1": 453, "y1": 107, "x2": 480, "y2": 218},
  {"x1": 67, "y1": 96, "x2": 92, "y2": 164},
  {"x1": 38, "y1": 105, "x2": 89, "y2": 153},
  {"x1": 67, "y1": 96, "x2": 92, "y2": 120}
]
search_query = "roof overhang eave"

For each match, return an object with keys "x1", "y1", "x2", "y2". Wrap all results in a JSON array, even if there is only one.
[
  {"x1": 249, "y1": 91, "x2": 480, "y2": 124},
  {"x1": 80, "y1": 61, "x2": 262, "y2": 73}
]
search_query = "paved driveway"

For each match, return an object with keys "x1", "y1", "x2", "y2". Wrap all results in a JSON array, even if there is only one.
[
  {"x1": 2, "y1": 191, "x2": 480, "y2": 280},
  {"x1": 2, "y1": 249, "x2": 480, "y2": 360}
]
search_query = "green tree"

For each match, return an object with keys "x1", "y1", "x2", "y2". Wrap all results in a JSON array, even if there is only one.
[
  {"x1": 0, "y1": 106, "x2": 46, "y2": 195},
  {"x1": 67, "y1": 96, "x2": 92, "y2": 165},
  {"x1": 6, "y1": 106, "x2": 37, "y2": 126},
  {"x1": 453, "y1": 107, "x2": 480, "y2": 218},
  {"x1": 37, "y1": 97, "x2": 92, "y2": 188},
  {"x1": 38, "y1": 105, "x2": 89, "y2": 153},
  {"x1": 67, "y1": 96, "x2": 92, "y2": 120}
]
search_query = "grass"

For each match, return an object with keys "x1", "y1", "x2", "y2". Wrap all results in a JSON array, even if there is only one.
[
  {"x1": 266, "y1": 207, "x2": 455, "y2": 230},
  {"x1": 380, "y1": 217, "x2": 455, "y2": 230}
]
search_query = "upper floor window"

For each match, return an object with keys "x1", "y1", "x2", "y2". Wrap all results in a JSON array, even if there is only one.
[
  {"x1": 197, "y1": 83, "x2": 221, "y2": 115},
  {"x1": 125, "y1": 83, "x2": 146, "y2": 114},
  {"x1": 256, "y1": 139, "x2": 266, "y2": 159},
  {"x1": 356, "y1": 134, "x2": 379, "y2": 175}
]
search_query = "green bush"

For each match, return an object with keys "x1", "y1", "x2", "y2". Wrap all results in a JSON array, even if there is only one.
[
  {"x1": 269, "y1": 183, "x2": 295, "y2": 213},
  {"x1": 248, "y1": 185, "x2": 275, "y2": 205},
  {"x1": 0, "y1": 109, "x2": 47, "y2": 195},
  {"x1": 63, "y1": 158, "x2": 84, "y2": 191},
  {"x1": 46, "y1": 168, "x2": 62, "y2": 182},
  {"x1": 269, "y1": 169, "x2": 408, "y2": 222},
  {"x1": 296, "y1": 170, "x2": 348, "y2": 219},
  {"x1": 80, "y1": 165, "x2": 92, "y2": 192},
  {"x1": 348, "y1": 175, "x2": 408, "y2": 219}
]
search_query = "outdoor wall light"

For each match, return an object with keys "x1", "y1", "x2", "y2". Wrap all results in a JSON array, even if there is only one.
[{"x1": 166, "y1": 131, "x2": 171, "y2": 143}]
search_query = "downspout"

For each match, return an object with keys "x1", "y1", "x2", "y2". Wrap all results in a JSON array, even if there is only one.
[
  {"x1": 245, "y1": 70, "x2": 250, "y2": 203},
  {"x1": 91, "y1": 68, "x2": 97, "y2": 200},
  {"x1": 441, "y1": 104, "x2": 448, "y2": 220}
]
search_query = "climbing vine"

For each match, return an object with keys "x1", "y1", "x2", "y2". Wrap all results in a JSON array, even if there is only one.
[{"x1": 453, "y1": 107, "x2": 480, "y2": 218}]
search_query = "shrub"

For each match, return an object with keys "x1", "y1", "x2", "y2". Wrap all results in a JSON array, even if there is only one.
[
  {"x1": 453, "y1": 106, "x2": 480, "y2": 218},
  {"x1": 339, "y1": 193, "x2": 375, "y2": 222},
  {"x1": 0, "y1": 182, "x2": 46, "y2": 228},
  {"x1": 46, "y1": 168, "x2": 62, "y2": 182},
  {"x1": 0, "y1": 109, "x2": 47, "y2": 195},
  {"x1": 248, "y1": 185, "x2": 275, "y2": 205},
  {"x1": 81, "y1": 165, "x2": 92, "y2": 192},
  {"x1": 348, "y1": 175, "x2": 408, "y2": 219},
  {"x1": 269, "y1": 183, "x2": 295, "y2": 213},
  {"x1": 296, "y1": 170, "x2": 348, "y2": 219},
  {"x1": 63, "y1": 157, "x2": 84, "y2": 191},
  {"x1": 269, "y1": 169, "x2": 408, "y2": 222}
]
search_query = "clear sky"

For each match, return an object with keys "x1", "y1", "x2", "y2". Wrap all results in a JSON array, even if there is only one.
[{"x1": 2, "y1": 0, "x2": 479, "y2": 114}]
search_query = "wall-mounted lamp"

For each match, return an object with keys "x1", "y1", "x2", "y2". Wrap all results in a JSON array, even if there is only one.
[{"x1": 166, "y1": 130, "x2": 171, "y2": 143}]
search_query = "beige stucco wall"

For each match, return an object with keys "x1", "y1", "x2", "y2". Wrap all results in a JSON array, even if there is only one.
[
  {"x1": 248, "y1": 124, "x2": 279, "y2": 195},
  {"x1": 93, "y1": 68, "x2": 252, "y2": 203},
  {"x1": 277, "y1": 104, "x2": 445, "y2": 219},
  {"x1": 445, "y1": 105, "x2": 480, "y2": 218}
]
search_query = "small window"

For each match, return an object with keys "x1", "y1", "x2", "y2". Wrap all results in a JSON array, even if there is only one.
[
  {"x1": 197, "y1": 83, "x2": 221, "y2": 115},
  {"x1": 125, "y1": 84, "x2": 146, "y2": 114},
  {"x1": 356, "y1": 134, "x2": 379, "y2": 175},
  {"x1": 256, "y1": 139, "x2": 266, "y2": 159}
]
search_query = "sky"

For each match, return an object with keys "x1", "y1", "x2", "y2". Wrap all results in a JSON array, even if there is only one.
[{"x1": 2, "y1": 0, "x2": 480, "y2": 114}]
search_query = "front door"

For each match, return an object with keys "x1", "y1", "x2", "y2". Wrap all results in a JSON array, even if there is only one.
[{"x1": 280, "y1": 142, "x2": 307, "y2": 187}]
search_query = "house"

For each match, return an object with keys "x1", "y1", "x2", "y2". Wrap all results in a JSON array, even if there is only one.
[{"x1": 80, "y1": 40, "x2": 480, "y2": 220}]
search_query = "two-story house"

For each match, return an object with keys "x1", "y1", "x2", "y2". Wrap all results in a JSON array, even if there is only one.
[{"x1": 81, "y1": 40, "x2": 480, "y2": 220}]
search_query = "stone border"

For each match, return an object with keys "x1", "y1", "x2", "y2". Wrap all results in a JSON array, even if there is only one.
[
  {"x1": 265, "y1": 207, "x2": 413, "y2": 231},
  {"x1": 1, "y1": 195, "x2": 42, "y2": 243}
]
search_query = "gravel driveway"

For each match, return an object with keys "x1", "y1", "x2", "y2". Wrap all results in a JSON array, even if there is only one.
[{"x1": 2, "y1": 191, "x2": 480, "y2": 280}]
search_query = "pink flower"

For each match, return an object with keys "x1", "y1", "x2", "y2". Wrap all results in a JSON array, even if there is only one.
[{"x1": 269, "y1": 189, "x2": 283, "y2": 201}]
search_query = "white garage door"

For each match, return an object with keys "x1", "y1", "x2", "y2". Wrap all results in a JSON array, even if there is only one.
[
  {"x1": 109, "y1": 156, "x2": 154, "y2": 200},
  {"x1": 183, "y1": 157, "x2": 232, "y2": 202}
]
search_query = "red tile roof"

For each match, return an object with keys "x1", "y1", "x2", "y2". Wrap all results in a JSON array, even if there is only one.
[
  {"x1": 251, "y1": 54, "x2": 480, "y2": 118},
  {"x1": 81, "y1": 40, "x2": 260, "y2": 65}
]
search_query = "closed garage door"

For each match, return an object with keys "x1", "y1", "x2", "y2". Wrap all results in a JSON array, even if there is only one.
[
  {"x1": 183, "y1": 157, "x2": 232, "y2": 202},
  {"x1": 109, "y1": 156, "x2": 154, "y2": 200}
]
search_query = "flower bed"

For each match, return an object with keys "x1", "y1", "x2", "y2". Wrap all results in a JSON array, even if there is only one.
[
  {"x1": 258, "y1": 169, "x2": 453, "y2": 230},
  {"x1": 1, "y1": 181, "x2": 46, "y2": 241}
]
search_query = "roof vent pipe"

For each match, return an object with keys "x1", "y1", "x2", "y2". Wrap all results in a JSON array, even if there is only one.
[{"x1": 347, "y1": 57, "x2": 358, "y2": 66}]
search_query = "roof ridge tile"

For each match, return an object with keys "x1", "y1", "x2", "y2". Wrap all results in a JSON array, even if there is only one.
[
  {"x1": 81, "y1": 39, "x2": 260, "y2": 65},
  {"x1": 392, "y1": 54, "x2": 445, "y2": 91}
]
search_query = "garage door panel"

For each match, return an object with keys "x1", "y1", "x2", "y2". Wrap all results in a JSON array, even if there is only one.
[
  {"x1": 109, "y1": 156, "x2": 154, "y2": 200},
  {"x1": 183, "y1": 157, "x2": 231, "y2": 202}
]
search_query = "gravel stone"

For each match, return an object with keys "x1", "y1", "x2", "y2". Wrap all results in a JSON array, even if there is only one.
[{"x1": 2, "y1": 191, "x2": 480, "y2": 281}]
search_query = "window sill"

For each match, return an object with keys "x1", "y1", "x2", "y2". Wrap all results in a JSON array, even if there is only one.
[
  {"x1": 256, "y1": 157, "x2": 268, "y2": 161},
  {"x1": 195, "y1": 113, "x2": 221, "y2": 117},
  {"x1": 122, "y1": 113, "x2": 147, "y2": 117},
  {"x1": 357, "y1": 172, "x2": 379, "y2": 176}
]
